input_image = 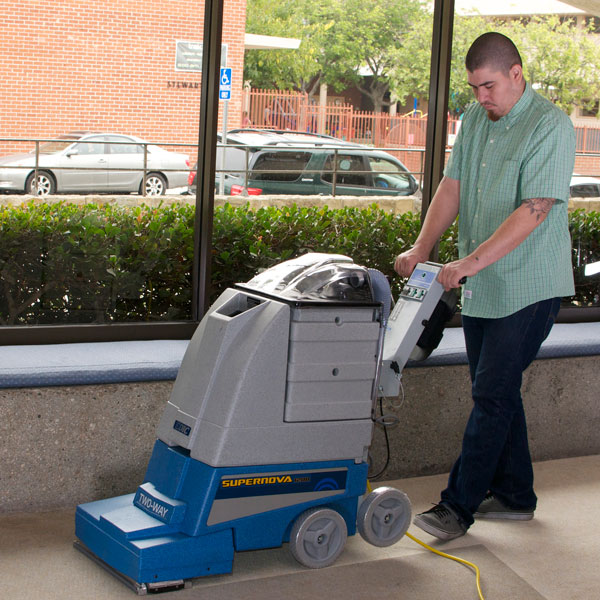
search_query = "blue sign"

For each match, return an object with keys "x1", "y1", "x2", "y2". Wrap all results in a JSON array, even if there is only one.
[
  {"x1": 219, "y1": 67, "x2": 232, "y2": 101},
  {"x1": 173, "y1": 419, "x2": 191, "y2": 436}
]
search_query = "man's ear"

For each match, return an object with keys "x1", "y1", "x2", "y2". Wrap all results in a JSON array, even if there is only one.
[{"x1": 510, "y1": 64, "x2": 523, "y2": 82}]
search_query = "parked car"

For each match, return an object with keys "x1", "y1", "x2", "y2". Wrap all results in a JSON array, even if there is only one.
[
  {"x1": 570, "y1": 174, "x2": 600, "y2": 198},
  {"x1": 188, "y1": 129, "x2": 419, "y2": 197},
  {"x1": 0, "y1": 132, "x2": 190, "y2": 196}
]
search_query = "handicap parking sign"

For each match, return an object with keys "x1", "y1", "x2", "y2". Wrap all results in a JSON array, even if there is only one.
[{"x1": 219, "y1": 68, "x2": 232, "y2": 101}]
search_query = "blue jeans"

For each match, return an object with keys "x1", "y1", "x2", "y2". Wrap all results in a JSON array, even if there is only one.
[{"x1": 440, "y1": 297, "x2": 561, "y2": 527}]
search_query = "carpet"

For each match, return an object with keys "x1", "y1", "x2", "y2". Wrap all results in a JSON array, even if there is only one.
[
  {"x1": 182, "y1": 544, "x2": 546, "y2": 600},
  {"x1": 2, "y1": 510, "x2": 546, "y2": 600}
]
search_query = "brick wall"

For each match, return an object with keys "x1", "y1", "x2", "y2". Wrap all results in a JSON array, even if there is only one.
[
  {"x1": 575, "y1": 155, "x2": 600, "y2": 176},
  {"x1": 0, "y1": 0, "x2": 247, "y2": 159}
]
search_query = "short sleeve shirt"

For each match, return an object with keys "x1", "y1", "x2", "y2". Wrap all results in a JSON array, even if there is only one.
[{"x1": 445, "y1": 82, "x2": 575, "y2": 318}]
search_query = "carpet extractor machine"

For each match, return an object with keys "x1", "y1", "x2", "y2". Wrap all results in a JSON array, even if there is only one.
[{"x1": 74, "y1": 253, "x2": 456, "y2": 594}]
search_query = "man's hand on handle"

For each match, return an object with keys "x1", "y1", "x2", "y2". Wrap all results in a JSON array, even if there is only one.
[
  {"x1": 394, "y1": 251, "x2": 476, "y2": 291},
  {"x1": 394, "y1": 248, "x2": 430, "y2": 279}
]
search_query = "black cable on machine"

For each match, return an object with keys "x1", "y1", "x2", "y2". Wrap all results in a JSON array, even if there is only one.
[{"x1": 368, "y1": 397, "x2": 392, "y2": 480}]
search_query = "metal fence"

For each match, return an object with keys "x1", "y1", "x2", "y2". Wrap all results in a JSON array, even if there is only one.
[
  {"x1": 246, "y1": 88, "x2": 437, "y2": 148},
  {"x1": 0, "y1": 135, "x2": 429, "y2": 198},
  {"x1": 2, "y1": 134, "x2": 600, "y2": 199}
]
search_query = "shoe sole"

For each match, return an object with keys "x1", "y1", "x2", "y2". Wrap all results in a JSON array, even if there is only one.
[
  {"x1": 413, "y1": 515, "x2": 466, "y2": 541},
  {"x1": 474, "y1": 511, "x2": 534, "y2": 521}
]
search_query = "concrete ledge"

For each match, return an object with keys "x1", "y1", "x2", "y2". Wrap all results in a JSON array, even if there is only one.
[
  {"x1": 1, "y1": 354, "x2": 599, "y2": 513},
  {"x1": 3, "y1": 193, "x2": 598, "y2": 214},
  {"x1": 0, "y1": 193, "x2": 422, "y2": 215}
]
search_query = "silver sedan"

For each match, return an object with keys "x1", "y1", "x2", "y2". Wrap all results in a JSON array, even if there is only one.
[{"x1": 0, "y1": 132, "x2": 190, "y2": 196}]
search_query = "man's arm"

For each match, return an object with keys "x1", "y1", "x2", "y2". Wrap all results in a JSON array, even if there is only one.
[
  {"x1": 437, "y1": 197, "x2": 557, "y2": 289},
  {"x1": 394, "y1": 176, "x2": 460, "y2": 277}
]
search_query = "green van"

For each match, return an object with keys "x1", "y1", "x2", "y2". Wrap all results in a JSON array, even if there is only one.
[{"x1": 188, "y1": 129, "x2": 420, "y2": 197}]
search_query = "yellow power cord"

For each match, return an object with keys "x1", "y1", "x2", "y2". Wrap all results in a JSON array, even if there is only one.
[{"x1": 366, "y1": 481, "x2": 485, "y2": 600}]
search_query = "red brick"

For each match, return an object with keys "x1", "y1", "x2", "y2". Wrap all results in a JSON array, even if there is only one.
[{"x1": 0, "y1": 0, "x2": 247, "y2": 156}]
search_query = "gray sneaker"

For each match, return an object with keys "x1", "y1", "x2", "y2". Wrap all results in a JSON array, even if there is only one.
[
  {"x1": 474, "y1": 494, "x2": 535, "y2": 521},
  {"x1": 413, "y1": 503, "x2": 467, "y2": 541}
]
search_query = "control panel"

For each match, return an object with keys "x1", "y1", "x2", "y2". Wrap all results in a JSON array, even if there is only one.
[{"x1": 398, "y1": 266, "x2": 437, "y2": 302}]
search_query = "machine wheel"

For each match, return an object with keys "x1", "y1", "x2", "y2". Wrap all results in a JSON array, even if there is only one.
[
  {"x1": 289, "y1": 507, "x2": 348, "y2": 569},
  {"x1": 357, "y1": 486, "x2": 411, "y2": 547},
  {"x1": 142, "y1": 173, "x2": 167, "y2": 196},
  {"x1": 26, "y1": 171, "x2": 56, "y2": 196}
]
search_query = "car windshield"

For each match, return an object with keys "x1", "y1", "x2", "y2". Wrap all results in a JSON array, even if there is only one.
[{"x1": 35, "y1": 137, "x2": 80, "y2": 154}]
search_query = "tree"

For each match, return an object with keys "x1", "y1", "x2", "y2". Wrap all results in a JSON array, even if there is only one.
[
  {"x1": 244, "y1": 0, "x2": 322, "y2": 93},
  {"x1": 246, "y1": 2, "x2": 600, "y2": 116},
  {"x1": 392, "y1": 13, "x2": 600, "y2": 115},
  {"x1": 505, "y1": 16, "x2": 600, "y2": 114},
  {"x1": 312, "y1": 0, "x2": 425, "y2": 112},
  {"x1": 245, "y1": 0, "x2": 426, "y2": 111}
]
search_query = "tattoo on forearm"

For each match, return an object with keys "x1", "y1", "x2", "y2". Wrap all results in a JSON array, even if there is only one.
[{"x1": 523, "y1": 198, "x2": 556, "y2": 221}]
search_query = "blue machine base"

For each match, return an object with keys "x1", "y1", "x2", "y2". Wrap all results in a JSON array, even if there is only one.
[{"x1": 75, "y1": 440, "x2": 368, "y2": 586}]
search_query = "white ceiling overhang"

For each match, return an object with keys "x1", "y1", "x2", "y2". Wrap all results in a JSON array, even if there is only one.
[
  {"x1": 455, "y1": 0, "x2": 600, "y2": 17},
  {"x1": 456, "y1": 0, "x2": 581, "y2": 16},
  {"x1": 244, "y1": 33, "x2": 301, "y2": 51}
]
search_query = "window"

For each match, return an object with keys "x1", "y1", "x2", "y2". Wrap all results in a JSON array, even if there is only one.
[
  {"x1": 74, "y1": 137, "x2": 106, "y2": 155},
  {"x1": 570, "y1": 184, "x2": 600, "y2": 198},
  {"x1": 1, "y1": 0, "x2": 443, "y2": 343},
  {"x1": 251, "y1": 152, "x2": 311, "y2": 182},
  {"x1": 321, "y1": 154, "x2": 368, "y2": 186},
  {"x1": 585, "y1": 16, "x2": 600, "y2": 33},
  {"x1": 367, "y1": 156, "x2": 412, "y2": 191},
  {"x1": 106, "y1": 136, "x2": 143, "y2": 154},
  {"x1": 579, "y1": 102, "x2": 599, "y2": 119}
]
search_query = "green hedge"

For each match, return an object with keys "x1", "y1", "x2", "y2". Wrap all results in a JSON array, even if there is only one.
[{"x1": 0, "y1": 201, "x2": 598, "y2": 325}]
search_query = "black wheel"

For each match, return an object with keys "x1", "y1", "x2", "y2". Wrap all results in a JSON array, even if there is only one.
[
  {"x1": 357, "y1": 486, "x2": 411, "y2": 547},
  {"x1": 142, "y1": 173, "x2": 167, "y2": 196},
  {"x1": 26, "y1": 171, "x2": 56, "y2": 196},
  {"x1": 289, "y1": 507, "x2": 347, "y2": 569}
]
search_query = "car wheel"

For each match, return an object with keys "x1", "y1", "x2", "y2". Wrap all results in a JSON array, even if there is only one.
[
  {"x1": 26, "y1": 171, "x2": 56, "y2": 196},
  {"x1": 142, "y1": 173, "x2": 167, "y2": 196}
]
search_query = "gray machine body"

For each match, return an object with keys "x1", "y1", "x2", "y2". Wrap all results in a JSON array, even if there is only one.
[{"x1": 157, "y1": 254, "x2": 447, "y2": 468}]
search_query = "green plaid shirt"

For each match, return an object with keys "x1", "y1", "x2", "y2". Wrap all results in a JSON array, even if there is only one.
[{"x1": 445, "y1": 82, "x2": 575, "y2": 318}]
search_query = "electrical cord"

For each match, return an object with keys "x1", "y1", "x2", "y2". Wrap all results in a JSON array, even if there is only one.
[
  {"x1": 387, "y1": 376, "x2": 405, "y2": 410},
  {"x1": 368, "y1": 380, "x2": 404, "y2": 480},
  {"x1": 368, "y1": 397, "x2": 391, "y2": 480},
  {"x1": 366, "y1": 480, "x2": 485, "y2": 600},
  {"x1": 404, "y1": 531, "x2": 485, "y2": 600}
]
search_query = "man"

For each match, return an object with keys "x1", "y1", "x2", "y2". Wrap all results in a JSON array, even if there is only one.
[{"x1": 394, "y1": 32, "x2": 575, "y2": 541}]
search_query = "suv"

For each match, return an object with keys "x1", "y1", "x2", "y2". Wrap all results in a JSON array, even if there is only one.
[
  {"x1": 570, "y1": 174, "x2": 600, "y2": 198},
  {"x1": 188, "y1": 129, "x2": 419, "y2": 197}
]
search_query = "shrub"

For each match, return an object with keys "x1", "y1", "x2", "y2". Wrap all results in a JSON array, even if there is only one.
[
  {"x1": 0, "y1": 201, "x2": 194, "y2": 324},
  {"x1": 0, "y1": 201, "x2": 597, "y2": 325}
]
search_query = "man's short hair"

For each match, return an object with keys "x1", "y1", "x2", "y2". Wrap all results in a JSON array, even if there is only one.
[{"x1": 465, "y1": 32, "x2": 522, "y2": 73}]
